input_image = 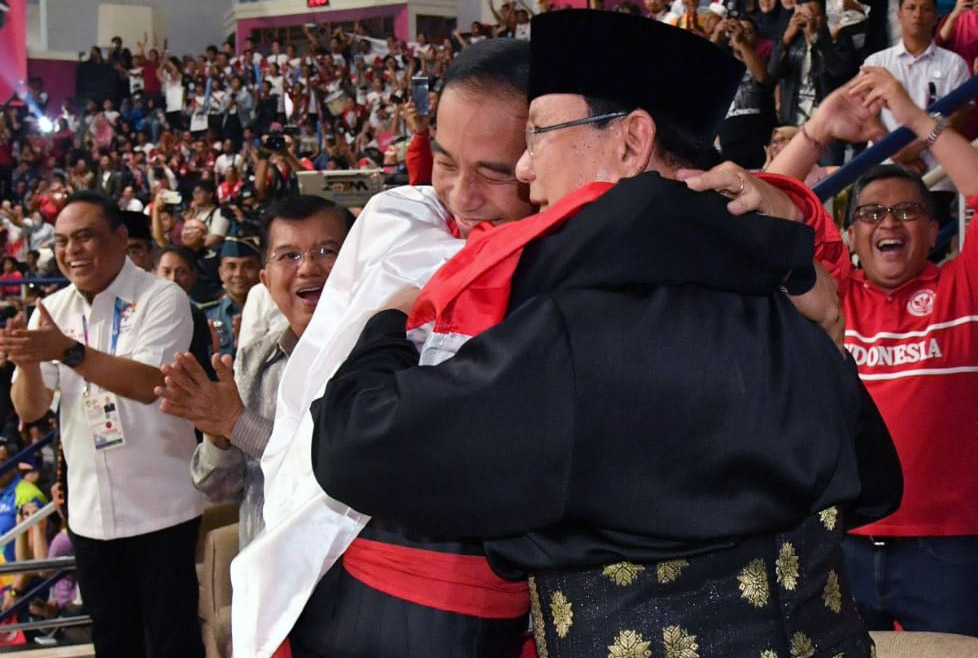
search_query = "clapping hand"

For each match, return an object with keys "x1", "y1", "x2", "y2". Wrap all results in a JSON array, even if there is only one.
[
  {"x1": 0, "y1": 304, "x2": 73, "y2": 367},
  {"x1": 155, "y1": 352, "x2": 244, "y2": 446}
]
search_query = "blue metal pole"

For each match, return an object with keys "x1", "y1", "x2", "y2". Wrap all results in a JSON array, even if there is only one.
[{"x1": 0, "y1": 431, "x2": 57, "y2": 479}]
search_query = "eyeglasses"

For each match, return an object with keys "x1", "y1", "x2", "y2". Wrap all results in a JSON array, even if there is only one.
[
  {"x1": 525, "y1": 111, "x2": 628, "y2": 156},
  {"x1": 851, "y1": 202, "x2": 928, "y2": 224},
  {"x1": 268, "y1": 244, "x2": 339, "y2": 268}
]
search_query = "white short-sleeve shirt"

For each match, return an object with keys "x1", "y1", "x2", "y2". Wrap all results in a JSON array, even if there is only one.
[
  {"x1": 24, "y1": 258, "x2": 204, "y2": 540},
  {"x1": 864, "y1": 41, "x2": 971, "y2": 192}
]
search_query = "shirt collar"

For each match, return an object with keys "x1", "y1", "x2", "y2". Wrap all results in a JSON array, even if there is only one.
[
  {"x1": 104, "y1": 257, "x2": 141, "y2": 305},
  {"x1": 897, "y1": 39, "x2": 937, "y2": 60},
  {"x1": 71, "y1": 257, "x2": 138, "y2": 307},
  {"x1": 852, "y1": 262, "x2": 939, "y2": 293},
  {"x1": 267, "y1": 327, "x2": 298, "y2": 365}
]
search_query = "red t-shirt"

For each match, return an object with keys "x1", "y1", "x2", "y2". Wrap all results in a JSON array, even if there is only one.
[
  {"x1": 142, "y1": 60, "x2": 161, "y2": 94},
  {"x1": 811, "y1": 195, "x2": 978, "y2": 537}
]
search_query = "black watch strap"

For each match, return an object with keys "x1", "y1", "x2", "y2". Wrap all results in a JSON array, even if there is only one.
[{"x1": 62, "y1": 341, "x2": 86, "y2": 368}]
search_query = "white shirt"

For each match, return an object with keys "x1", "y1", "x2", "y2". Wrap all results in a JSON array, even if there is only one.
[
  {"x1": 864, "y1": 40, "x2": 971, "y2": 191},
  {"x1": 194, "y1": 206, "x2": 230, "y2": 238},
  {"x1": 237, "y1": 282, "x2": 287, "y2": 351},
  {"x1": 163, "y1": 70, "x2": 185, "y2": 113},
  {"x1": 23, "y1": 259, "x2": 204, "y2": 540},
  {"x1": 122, "y1": 197, "x2": 144, "y2": 212},
  {"x1": 214, "y1": 153, "x2": 244, "y2": 178},
  {"x1": 231, "y1": 186, "x2": 463, "y2": 658},
  {"x1": 268, "y1": 53, "x2": 289, "y2": 70}
]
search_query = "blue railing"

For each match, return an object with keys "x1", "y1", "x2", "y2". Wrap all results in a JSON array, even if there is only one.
[
  {"x1": 0, "y1": 277, "x2": 68, "y2": 286},
  {"x1": 0, "y1": 430, "x2": 56, "y2": 479},
  {"x1": 0, "y1": 569, "x2": 72, "y2": 625}
]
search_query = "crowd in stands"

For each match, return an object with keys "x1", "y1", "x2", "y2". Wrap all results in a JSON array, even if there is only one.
[{"x1": 0, "y1": 0, "x2": 976, "y2": 650}]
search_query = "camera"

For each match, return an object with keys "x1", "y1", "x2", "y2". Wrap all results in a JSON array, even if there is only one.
[{"x1": 265, "y1": 131, "x2": 287, "y2": 151}]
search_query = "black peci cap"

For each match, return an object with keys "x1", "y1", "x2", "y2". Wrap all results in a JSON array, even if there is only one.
[
  {"x1": 120, "y1": 210, "x2": 152, "y2": 242},
  {"x1": 528, "y1": 10, "x2": 745, "y2": 144}
]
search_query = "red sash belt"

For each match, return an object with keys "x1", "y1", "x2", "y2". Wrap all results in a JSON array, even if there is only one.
[{"x1": 342, "y1": 536, "x2": 530, "y2": 619}]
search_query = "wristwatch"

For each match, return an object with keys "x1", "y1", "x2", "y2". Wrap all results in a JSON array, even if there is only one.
[
  {"x1": 924, "y1": 112, "x2": 948, "y2": 148},
  {"x1": 62, "y1": 341, "x2": 86, "y2": 368}
]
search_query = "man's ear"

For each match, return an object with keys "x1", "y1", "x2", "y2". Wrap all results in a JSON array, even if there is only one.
[{"x1": 620, "y1": 110, "x2": 656, "y2": 177}]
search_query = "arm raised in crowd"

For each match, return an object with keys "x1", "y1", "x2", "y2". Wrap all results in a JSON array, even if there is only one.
[
  {"x1": 850, "y1": 67, "x2": 978, "y2": 198},
  {"x1": 768, "y1": 67, "x2": 978, "y2": 197}
]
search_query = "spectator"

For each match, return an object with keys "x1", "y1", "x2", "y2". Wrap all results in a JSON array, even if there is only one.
[
  {"x1": 180, "y1": 218, "x2": 222, "y2": 303},
  {"x1": 214, "y1": 139, "x2": 243, "y2": 178},
  {"x1": 768, "y1": 0, "x2": 858, "y2": 132},
  {"x1": 120, "y1": 210, "x2": 155, "y2": 271},
  {"x1": 2, "y1": 190, "x2": 205, "y2": 658},
  {"x1": 189, "y1": 180, "x2": 229, "y2": 247},
  {"x1": 199, "y1": 237, "x2": 261, "y2": 356},
  {"x1": 160, "y1": 196, "x2": 350, "y2": 549},
  {"x1": 118, "y1": 184, "x2": 143, "y2": 212},
  {"x1": 94, "y1": 154, "x2": 124, "y2": 198},
  {"x1": 937, "y1": 0, "x2": 978, "y2": 72},
  {"x1": 862, "y1": 0, "x2": 970, "y2": 223},
  {"x1": 0, "y1": 257, "x2": 22, "y2": 296},
  {"x1": 769, "y1": 67, "x2": 978, "y2": 636},
  {"x1": 0, "y1": 444, "x2": 48, "y2": 566},
  {"x1": 155, "y1": 245, "x2": 216, "y2": 384}
]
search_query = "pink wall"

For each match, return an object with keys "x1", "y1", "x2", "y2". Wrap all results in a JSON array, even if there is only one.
[
  {"x1": 27, "y1": 58, "x2": 78, "y2": 116},
  {"x1": 0, "y1": 0, "x2": 28, "y2": 102},
  {"x1": 236, "y1": 4, "x2": 410, "y2": 52}
]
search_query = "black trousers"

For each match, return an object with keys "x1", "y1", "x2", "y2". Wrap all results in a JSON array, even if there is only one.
[{"x1": 71, "y1": 516, "x2": 204, "y2": 658}]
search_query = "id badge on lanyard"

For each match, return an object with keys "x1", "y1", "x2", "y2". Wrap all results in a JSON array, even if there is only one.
[{"x1": 81, "y1": 299, "x2": 127, "y2": 451}]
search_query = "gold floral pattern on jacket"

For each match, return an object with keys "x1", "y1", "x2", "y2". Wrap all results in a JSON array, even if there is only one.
[
  {"x1": 823, "y1": 570, "x2": 842, "y2": 613},
  {"x1": 608, "y1": 629, "x2": 653, "y2": 658},
  {"x1": 603, "y1": 561, "x2": 646, "y2": 586},
  {"x1": 790, "y1": 631, "x2": 815, "y2": 658},
  {"x1": 760, "y1": 650, "x2": 779, "y2": 658},
  {"x1": 528, "y1": 576, "x2": 548, "y2": 658},
  {"x1": 819, "y1": 506, "x2": 839, "y2": 531},
  {"x1": 776, "y1": 542, "x2": 800, "y2": 591},
  {"x1": 656, "y1": 559, "x2": 689, "y2": 584},
  {"x1": 550, "y1": 590, "x2": 573, "y2": 638},
  {"x1": 663, "y1": 625, "x2": 699, "y2": 658},
  {"x1": 738, "y1": 558, "x2": 770, "y2": 608}
]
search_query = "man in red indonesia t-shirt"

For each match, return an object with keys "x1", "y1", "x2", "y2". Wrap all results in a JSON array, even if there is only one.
[{"x1": 759, "y1": 67, "x2": 978, "y2": 636}]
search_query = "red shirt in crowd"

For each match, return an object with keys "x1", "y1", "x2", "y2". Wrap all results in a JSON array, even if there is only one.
[
  {"x1": 406, "y1": 131, "x2": 432, "y2": 185},
  {"x1": 142, "y1": 60, "x2": 162, "y2": 95},
  {"x1": 810, "y1": 194, "x2": 978, "y2": 537},
  {"x1": 217, "y1": 180, "x2": 242, "y2": 204}
]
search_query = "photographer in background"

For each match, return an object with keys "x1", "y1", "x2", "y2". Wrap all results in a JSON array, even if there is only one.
[
  {"x1": 254, "y1": 132, "x2": 312, "y2": 202},
  {"x1": 768, "y1": 0, "x2": 858, "y2": 158}
]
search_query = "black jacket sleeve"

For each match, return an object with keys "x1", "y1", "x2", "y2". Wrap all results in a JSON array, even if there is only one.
[
  {"x1": 845, "y1": 359, "x2": 904, "y2": 529},
  {"x1": 311, "y1": 297, "x2": 576, "y2": 538}
]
